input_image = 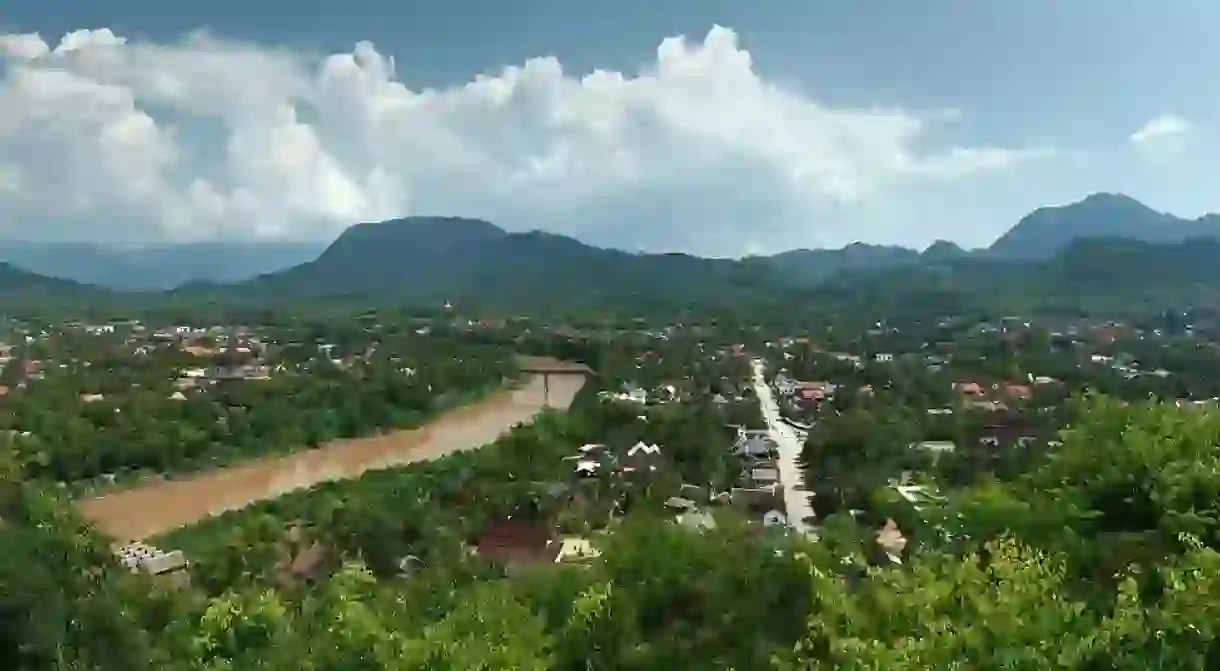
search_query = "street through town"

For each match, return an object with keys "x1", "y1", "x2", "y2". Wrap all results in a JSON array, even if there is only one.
[{"x1": 751, "y1": 358, "x2": 815, "y2": 535}]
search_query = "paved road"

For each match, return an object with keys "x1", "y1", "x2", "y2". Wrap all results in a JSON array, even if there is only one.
[{"x1": 751, "y1": 358, "x2": 815, "y2": 535}]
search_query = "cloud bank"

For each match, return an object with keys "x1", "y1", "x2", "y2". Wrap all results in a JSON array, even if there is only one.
[{"x1": 0, "y1": 26, "x2": 1048, "y2": 254}]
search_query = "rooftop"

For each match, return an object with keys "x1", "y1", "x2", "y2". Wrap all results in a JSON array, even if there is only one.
[{"x1": 516, "y1": 356, "x2": 596, "y2": 376}]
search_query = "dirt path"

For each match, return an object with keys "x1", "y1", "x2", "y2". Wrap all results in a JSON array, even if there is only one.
[{"x1": 76, "y1": 370, "x2": 587, "y2": 541}]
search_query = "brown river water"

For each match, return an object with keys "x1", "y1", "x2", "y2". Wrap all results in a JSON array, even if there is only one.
[{"x1": 76, "y1": 371, "x2": 587, "y2": 542}]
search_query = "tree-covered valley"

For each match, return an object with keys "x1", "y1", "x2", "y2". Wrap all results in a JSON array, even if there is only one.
[{"x1": 5, "y1": 307, "x2": 1220, "y2": 668}]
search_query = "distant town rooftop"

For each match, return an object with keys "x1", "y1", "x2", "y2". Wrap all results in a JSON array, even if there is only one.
[{"x1": 516, "y1": 356, "x2": 595, "y2": 376}]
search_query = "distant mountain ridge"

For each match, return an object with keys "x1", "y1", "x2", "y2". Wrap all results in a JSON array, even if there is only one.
[
  {"x1": 757, "y1": 193, "x2": 1220, "y2": 282},
  {"x1": 205, "y1": 194, "x2": 1220, "y2": 318},
  {"x1": 922, "y1": 240, "x2": 968, "y2": 261},
  {"x1": 0, "y1": 261, "x2": 88, "y2": 290},
  {"x1": 754, "y1": 243, "x2": 921, "y2": 285},
  {"x1": 5, "y1": 192, "x2": 1215, "y2": 292},
  {"x1": 822, "y1": 234, "x2": 1220, "y2": 318},
  {"x1": 231, "y1": 216, "x2": 793, "y2": 314},
  {"x1": 0, "y1": 261, "x2": 102, "y2": 308},
  {"x1": 0, "y1": 241, "x2": 326, "y2": 291},
  {"x1": 988, "y1": 193, "x2": 1220, "y2": 258},
  {"x1": 6, "y1": 192, "x2": 1220, "y2": 318},
  {"x1": 222, "y1": 193, "x2": 1220, "y2": 308},
  {"x1": 754, "y1": 239, "x2": 970, "y2": 285}
]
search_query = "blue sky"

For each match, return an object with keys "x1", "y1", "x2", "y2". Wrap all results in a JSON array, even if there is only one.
[{"x1": 1, "y1": 0, "x2": 1215, "y2": 254}]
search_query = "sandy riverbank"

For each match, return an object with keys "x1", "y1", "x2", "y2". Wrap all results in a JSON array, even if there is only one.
[{"x1": 76, "y1": 369, "x2": 586, "y2": 541}]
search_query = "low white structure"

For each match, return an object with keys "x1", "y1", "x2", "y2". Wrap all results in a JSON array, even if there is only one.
[
  {"x1": 763, "y1": 510, "x2": 788, "y2": 527},
  {"x1": 626, "y1": 441, "x2": 661, "y2": 457},
  {"x1": 554, "y1": 537, "x2": 601, "y2": 563},
  {"x1": 115, "y1": 542, "x2": 189, "y2": 586}
]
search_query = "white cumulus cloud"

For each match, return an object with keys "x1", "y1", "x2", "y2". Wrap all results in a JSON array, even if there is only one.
[
  {"x1": 1129, "y1": 114, "x2": 1191, "y2": 156},
  {"x1": 0, "y1": 26, "x2": 1050, "y2": 254}
]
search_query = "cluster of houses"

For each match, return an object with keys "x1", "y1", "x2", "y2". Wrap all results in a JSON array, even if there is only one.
[
  {"x1": 727, "y1": 428, "x2": 787, "y2": 521},
  {"x1": 662, "y1": 427, "x2": 789, "y2": 530},
  {"x1": 470, "y1": 429, "x2": 793, "y2": 573},
  {"x1": 467, "y1": 438, "x2": 661, "y2": 572},
  {"x1": 470, "y1": 379, "x2": 798, "y2": 571},
  {"x1": 598, "y1": 381, "x2": 692, "y2": 406},
  {"x1": 172, "y1": 361, "x2": 276, "y2": 395},
  {"x1": 948, "y1": 379, "x2": 1039, "y2": 413},
  {"x1": 773, "y1": 375, "x2": 839, "y2": 411},
  {"x1": 1088, "y1": 353, "x2": 1172, "y2": 381},
  {"x1": 574, "y1": 374, "x2": 793, "y2": 525},
  {"x1": 764, "y1": 313, "x2": 1216, "y2": 403},
  {"x1": 565, "y1": 441, "x2": 664, "y2": 478},
  {"x1": 0, "y1": 321, "x2": 278, "y2": 390},
  {"x1": 0, "y1": 321, "x2": 340, "y2": 406}
]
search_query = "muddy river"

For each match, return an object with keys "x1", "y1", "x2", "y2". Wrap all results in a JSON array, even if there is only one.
[{"x1": 76, "y1": 371, "x2": 587, "y2": 541}]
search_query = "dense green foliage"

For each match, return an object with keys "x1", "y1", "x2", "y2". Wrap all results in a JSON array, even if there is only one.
[
  {"x1": 0, "y1": 323, "x2": 513, "y2": 491},
  {"x1": 149, "y1": 392, "x2": 815, "y2": 670},
  {"x1": 774, "y1": 395, "x2": 1220, "y2": 669},
  {"x1": 2, "y1": 349, "x2": 821, "y2": 669},
  {"x1": 7, "y1": 285, "x2": 1220, "y2": 667},
  {"x1": 8, "y1": 384, "x2": 1220, "y2": 667}
]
